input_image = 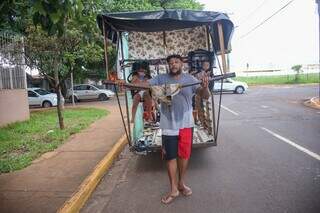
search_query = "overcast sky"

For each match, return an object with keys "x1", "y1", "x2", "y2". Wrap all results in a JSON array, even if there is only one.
[{"x1": 198, "y1": 0, "x2": 319, "y2": 71}]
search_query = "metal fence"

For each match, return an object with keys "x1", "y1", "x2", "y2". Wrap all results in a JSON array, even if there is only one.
[{"x1": 0, "y1": 31, "x2": 26, "y2": 90}]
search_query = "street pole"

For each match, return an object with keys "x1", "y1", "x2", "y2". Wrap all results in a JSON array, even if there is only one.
[
  {"x1": 71, "y1": 72, "x2": 75, "y2": 106},
  {"x1": 317, "y1": 0, "x2": 320, "y2": 100}
]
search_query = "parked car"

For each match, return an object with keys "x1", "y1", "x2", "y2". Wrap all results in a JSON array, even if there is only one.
[
  {"x1": 67, "y1": 84, "x2": 115, "y2": 102},
  {"x1": 213, "y1": 78, "x2": 248, "y2": 94},
  {"x1": 27, "y1": 88, "x2": 65, "y2": 108}
]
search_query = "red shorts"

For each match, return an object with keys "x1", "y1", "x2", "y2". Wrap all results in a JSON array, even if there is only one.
[{"x1": 162, "y1": 128, "x2": 193, "y2": 160}]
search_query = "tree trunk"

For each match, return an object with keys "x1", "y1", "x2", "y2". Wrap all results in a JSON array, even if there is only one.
[{"x1": 54, "y1": 66, "x2": 65, "y2": 130}]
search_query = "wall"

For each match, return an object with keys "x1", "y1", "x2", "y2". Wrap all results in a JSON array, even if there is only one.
[{"x1": 0, "y1": 89, "x2": 29, "y2": 127}]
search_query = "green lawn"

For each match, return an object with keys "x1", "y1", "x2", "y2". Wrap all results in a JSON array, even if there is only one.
[
  {"x1": 235, "y1": 73, "x2": 319, "y2": 85},
  {"x1": 0, "y1": 108, "x2": 108, "y2": 173}
]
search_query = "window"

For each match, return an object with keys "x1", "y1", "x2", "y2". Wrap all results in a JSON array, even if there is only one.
[
  {"x1": 34, "y1": 89, "x2": 50, "y2": 95},
  {"x1": 28, "y1": 91, "x2": 38, "y2": 97},
  {"x1": 74, "y1": 85, "x2": 82, "y2": 90},
  {"x1": 81, "y1": 85, "x2": 88, "y2": 90},
  {"x1": 89, "y1": 86, "x2": 97, "y2": 91},
  {"x1": 0, "y1": 33, "x2": 26, "y2": 90}
]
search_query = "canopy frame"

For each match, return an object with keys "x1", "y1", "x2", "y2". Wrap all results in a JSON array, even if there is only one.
[{"x1": 100, "y1": 9, "x2": 234, "y2": 149}]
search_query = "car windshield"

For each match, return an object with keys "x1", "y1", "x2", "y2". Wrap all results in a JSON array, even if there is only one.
[
  {"x1": 224, "y1": 78, "x2": 233, "y2": 83},
  {"x1": 89, "y1": 86, "x2": 98, "y2": 90},
  {"x1": 94, "y1": 85, "x2": 105, "y2": 89},
  {"x1": 34, "y1": 89, "x2": 51, "y2": 95}
]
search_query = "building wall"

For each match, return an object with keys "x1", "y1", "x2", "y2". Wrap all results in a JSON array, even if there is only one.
[{"x1": 0, "y1": 89, "x2": 29, "y2": 127}]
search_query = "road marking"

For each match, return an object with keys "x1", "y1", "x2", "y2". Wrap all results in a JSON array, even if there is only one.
[
  {"x1": 261, "y1": 127, "x2": 320, "y2": 161},
  {"x1": 261, "y1": 105, "x2": 269, "y2": 108},
  {"x1": 221, "y1": 105, "x2": 239, "y2": 116}
]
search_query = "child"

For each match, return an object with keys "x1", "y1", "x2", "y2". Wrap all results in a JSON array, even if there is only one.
[
  {"x1": 130, "y1": 61, "x2": 154, "y2": 123},
  {"x1": 192, "y1": 60, "x2": 212, "y2": 126}
]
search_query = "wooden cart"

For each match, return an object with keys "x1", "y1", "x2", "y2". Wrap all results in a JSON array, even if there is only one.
[{"x1": 97, "y1": 9, "x2": 235, "y2": 154}]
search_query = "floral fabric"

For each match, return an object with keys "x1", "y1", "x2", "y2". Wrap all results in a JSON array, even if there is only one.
[{"x1": 128, "y1": 26, "x2": 208, "y2": 59}]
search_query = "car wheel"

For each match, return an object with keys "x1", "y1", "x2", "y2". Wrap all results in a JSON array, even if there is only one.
[
  {"x1": 42, "y1": 101, "x2": 52, "y2": 108},
  {"x1": 235, "y1": 86, "x2": 245, "y2": 94},
  {"x1": 69, "y1": 95, "x2": 79, "y2": 103},
  {"x1": 99, "y1": 94, "x2": 108, "y2": 101}
]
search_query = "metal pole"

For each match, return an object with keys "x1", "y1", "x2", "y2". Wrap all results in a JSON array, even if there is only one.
[
  {"x1": 71, "y1": 72, "x2": 75, "y2": 106},
  {"x1": 217, "y1": 22, "x2": 228, "y2": 74},
  {"x1": 22, "y1": 37, "x2": 27, "y2": 89},
  {"x1": 317, "y1": 0, "x2": 320, "y2": 100},
  {"x1": 206, "y1": 26, "x2": 217, "y2": 139},
  {"x1": 0, "y1": 68, "x2": 3, "y2": 90},
  {"x1": 9, "y1": 68, "x2": 13, "y2": 89},
  {"x1": 102, "y1": 22, "x2": 109, "y2": 80},
  {"x1": 214, "y1": 22, "x2": 228, "y2": 143},
  {"x1": 119, "y1": 32, "x2": 132, "y2": 145}
]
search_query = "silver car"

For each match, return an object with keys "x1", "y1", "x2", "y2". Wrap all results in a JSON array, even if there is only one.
[
  {"x1": 67, "y1": 84, "x2": 115, "y2": 102},
  {"x1": 213, "y1": 78, "x2": 248, "y2": 94},
  {"x1": 28, "y1": 88, "x2": 65, "y2": 108}
]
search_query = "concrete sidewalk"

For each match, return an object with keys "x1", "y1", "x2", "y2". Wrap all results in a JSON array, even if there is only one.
[{"x1": 0, "y1": 103, "x2": 126, "y2": 213}]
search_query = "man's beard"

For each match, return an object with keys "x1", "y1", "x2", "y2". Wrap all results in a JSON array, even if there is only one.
[{"x1": 169, "y1": 69, "x2": 182, "y2": 76}]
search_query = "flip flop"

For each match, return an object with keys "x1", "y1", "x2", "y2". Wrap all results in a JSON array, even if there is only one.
[
  {"x1": 161, "y1": 191, "x2": 179, "y2": 204},
  {"x1": 179, "y1": 186, "x2": 192, "y2": 196}
]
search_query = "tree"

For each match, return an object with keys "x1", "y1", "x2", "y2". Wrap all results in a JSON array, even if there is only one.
[
  {"x1": 150, "y1": 0, "x2": 204, "y2": 10},
  {"x1": 291, "y1": 64, "x2": 303, "y2": 82},
  {"x1": 24, "y1": 26, "x2": 73, "y2": 129},
  {"x1": 105, "y1": 0, "x2": 203, "y2": 12},
  {"x1": 1, "y1": 0, "x2": 204, "y2": 130}
]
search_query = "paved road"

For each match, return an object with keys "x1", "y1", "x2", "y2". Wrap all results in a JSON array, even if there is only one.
[{"x1": 82, "y1": 85, "x2": 320, "y2": 213}]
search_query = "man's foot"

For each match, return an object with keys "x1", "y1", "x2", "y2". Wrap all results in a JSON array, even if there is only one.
[
  {"x1": 178, "y1": 185, "x2": 192, "y2": 196},
  {"x1": 161, "y1": 191, "x2": 179, "y2": 204}
]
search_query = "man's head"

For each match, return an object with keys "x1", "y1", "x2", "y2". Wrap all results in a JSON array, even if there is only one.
[{"x1": 166, "y1": 54, "x2": 183, "y2": 76}]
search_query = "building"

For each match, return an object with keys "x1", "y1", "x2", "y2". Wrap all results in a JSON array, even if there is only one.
[{"x1": 0, "y1": 31, "x2": 29, "y2": 127}]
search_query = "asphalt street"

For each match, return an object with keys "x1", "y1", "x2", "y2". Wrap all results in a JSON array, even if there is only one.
[{"x1": 82, "y1": 84, "x2": 320, "y2": 213}]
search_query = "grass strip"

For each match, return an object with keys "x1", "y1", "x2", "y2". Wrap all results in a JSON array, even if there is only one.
[
  {"x1": 0, "y1": 107, "x2": 107, "y2": 173},
  {"x1": 235, "y1": 73, "x2": 319, "y2": 85}
]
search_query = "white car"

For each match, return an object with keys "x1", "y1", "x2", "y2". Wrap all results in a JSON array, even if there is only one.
[
  {"x1": 213, "y1": 78, "x2": 248, "y2": 94},
  {"x1": 28, "y1": 88, "x2": 65, "y2": 108},
  {"x1": 67, "y1": 84, "x2": 115, "y2": 102}
]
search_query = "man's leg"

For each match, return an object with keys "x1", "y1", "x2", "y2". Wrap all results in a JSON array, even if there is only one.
[
  {"x1": 177, "y1": 128, "x2": 193, "y2": 196},
  {"x1": 177, "y1": 158, "x2": 191, "y2": 195},
  {"x1": 161, "y1": 135, "x2": 180, "y2": 204},
  {"x1": 177, "y1": 157, "x2": 188, "y2": 186},
  {"x1": 166, "y1": 159, "x2": 179, "y2": 194}
]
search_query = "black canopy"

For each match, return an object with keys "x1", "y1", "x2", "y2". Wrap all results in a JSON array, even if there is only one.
[{"x1": 97, "y1": 9, "x2": 234, "y2": 53}]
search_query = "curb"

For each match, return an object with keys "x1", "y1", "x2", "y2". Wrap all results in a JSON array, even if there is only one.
[
  {"x1": 304, "y1": 97, "x2": 320, "y2": 110},
  {"x1": 57, "y1": 134, "x2": 128, "y2": 213}
]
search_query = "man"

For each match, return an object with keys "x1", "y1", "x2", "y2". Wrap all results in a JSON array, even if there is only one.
[{"x1": 148, "y1": 54, "x2": 209, "y2": 204}]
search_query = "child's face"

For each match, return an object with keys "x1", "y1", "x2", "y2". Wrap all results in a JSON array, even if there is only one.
[
  {"x1": 202, "y1": 61, "x2": 210, "y2": 71},
  {"x1": 137, "y1": 69, "x2": 145, "y2": 77}
]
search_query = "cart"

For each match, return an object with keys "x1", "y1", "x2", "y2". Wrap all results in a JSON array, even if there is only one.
[{"x1": 97, "y1": 9, "x2": 235, "y2": 154}]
